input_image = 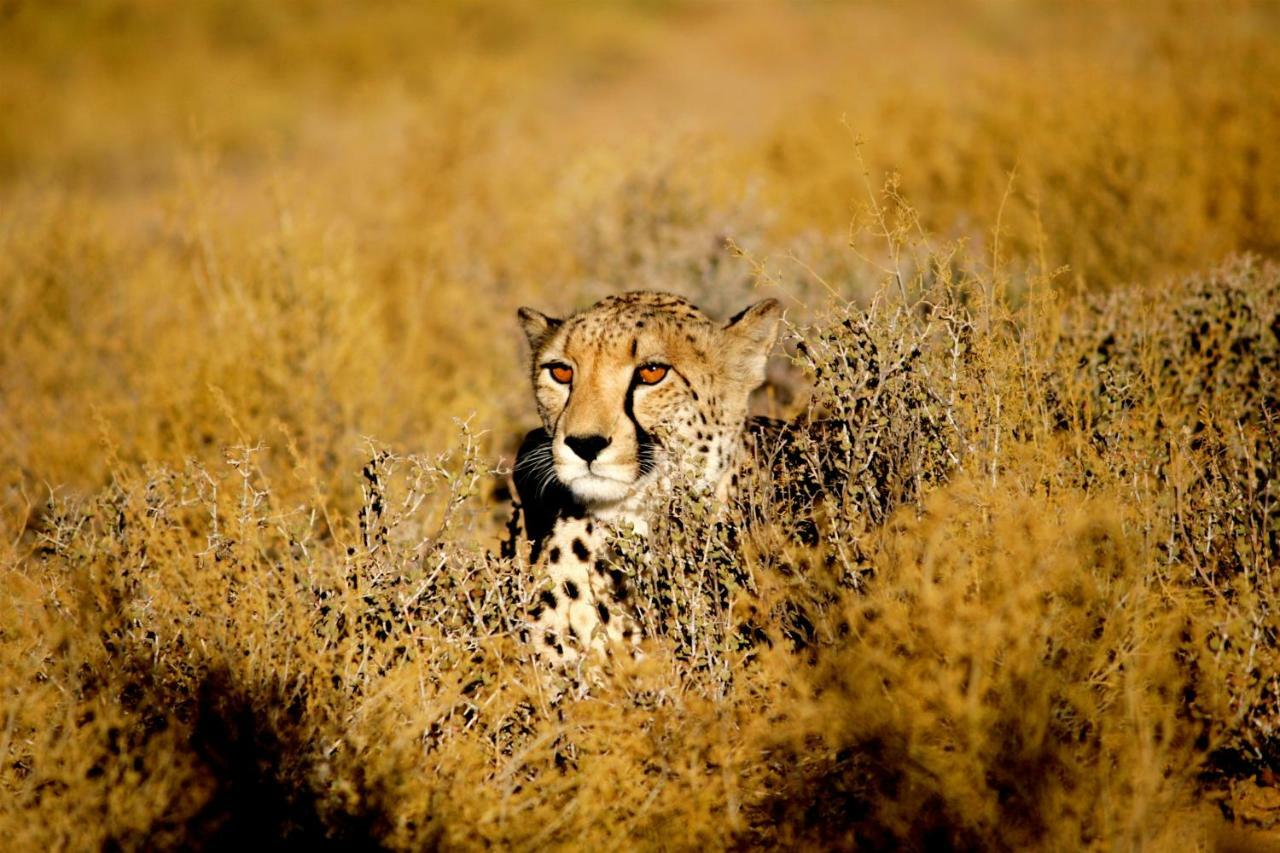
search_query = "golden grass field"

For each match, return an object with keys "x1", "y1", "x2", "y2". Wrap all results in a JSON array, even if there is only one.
[{"x1": 2, "y1": 1, "x2": 1279, "y2": 848}]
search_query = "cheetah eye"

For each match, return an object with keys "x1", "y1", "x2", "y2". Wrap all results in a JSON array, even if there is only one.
[
  {"x1": 546, "y1": 363, "x2": 573, "y2": 384},
  {"x1": 636, "y1": 363, "x2": 669, "y2": 385}
]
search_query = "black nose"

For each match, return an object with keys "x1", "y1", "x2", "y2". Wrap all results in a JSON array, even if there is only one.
[{"x1": 565, "y1": 434, "x2": 611, "y2": 462}]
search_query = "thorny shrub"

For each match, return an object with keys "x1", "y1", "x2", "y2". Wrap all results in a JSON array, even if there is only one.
[
  {"x1": 4, "y1": 3, "x2": 1279, "y2": 847},
  {"x1": 4, "y1": 242, "x2": 1277, "y2": 849}
]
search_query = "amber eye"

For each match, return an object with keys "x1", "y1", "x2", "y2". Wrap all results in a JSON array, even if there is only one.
[
  {"x1": 636, "y1": 363, "x2": 669, "y2": 385},
  {"x1": 548, "y1": 363, "x2": 573, "y2": 384}
]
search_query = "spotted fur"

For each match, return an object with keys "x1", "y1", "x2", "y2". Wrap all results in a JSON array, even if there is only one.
[{"x1": 513, "y1": 291, "x2": 782, "y2": 674}]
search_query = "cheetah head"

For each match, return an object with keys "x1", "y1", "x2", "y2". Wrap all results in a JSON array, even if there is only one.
[{"x1": 517, "y1": 291, "x2": 782, "y2": 508}]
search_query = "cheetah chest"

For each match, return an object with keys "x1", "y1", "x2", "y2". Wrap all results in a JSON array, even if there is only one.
[{"x1": 530, "y1": 517, "x2": 637, "y2": 664}]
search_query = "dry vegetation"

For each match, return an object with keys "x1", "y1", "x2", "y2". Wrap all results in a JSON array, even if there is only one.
[{"x1": 2, "y1": 1, "x2": 1279, "y2": 849}]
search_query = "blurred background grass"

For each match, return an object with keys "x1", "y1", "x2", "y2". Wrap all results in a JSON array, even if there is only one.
[
  {"x1": 2, "y1": 2, "x2": 1280, "y2": 847},
  {"x1": 3, "y1": 0, "x2": 1278, "y2": 504}
]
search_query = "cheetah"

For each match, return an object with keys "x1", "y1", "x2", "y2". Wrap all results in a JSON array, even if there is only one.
[{"x1": 512, "y1": 291, "x2": 783, "y2": 674}]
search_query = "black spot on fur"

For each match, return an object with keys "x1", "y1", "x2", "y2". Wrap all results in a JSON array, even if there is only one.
[
  {"x1": 540, "y1": 590, "x2": 558, "y2": 609},
  {"x1": 794, "y1": 519, "x2": 820, "y2": 547},
  {"x1": 544, "y1": 631, "x2": 558, "y2": 648},
  {"x1": 629, "y1": 338, "x2": 638, "y2": 357},
  {"x1": 596, "y1": 603, "x2": 611, "y2": 624},
  {"x1": 572, "y1": 538, "x2": 590, "y2": 561},
  {"x1": 564, "y1": 580, "x2": 580, "y2": 599},
  {"x1": 549, "y1": 547, "x2": 561, "y2": 564}
]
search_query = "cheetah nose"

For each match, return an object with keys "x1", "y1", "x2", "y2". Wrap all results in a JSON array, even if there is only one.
[{"x1": 565, "y1": 434, "x2": 611, "y2": 463}]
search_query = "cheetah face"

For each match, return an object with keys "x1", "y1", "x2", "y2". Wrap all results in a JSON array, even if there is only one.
[{"x1": 518, "y1": 291, "x2": 781, "y2": 508}]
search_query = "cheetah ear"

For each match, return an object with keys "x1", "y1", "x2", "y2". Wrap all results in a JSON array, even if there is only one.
[
  {"x1": 517, "y1": 307, "x2": 562, "y2": 351},
  {"x1": 722, "y1": 298, "x2": 783, "y2": 386}
]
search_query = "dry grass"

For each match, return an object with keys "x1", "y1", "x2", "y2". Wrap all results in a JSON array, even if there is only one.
[{"x1": 2, "y1": 1, "x2": 1278, "y2": 849}]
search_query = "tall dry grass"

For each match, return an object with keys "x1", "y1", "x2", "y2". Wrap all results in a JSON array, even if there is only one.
[{"x1": 2, "y1": 1, "x2": 1278, "y2": 848}]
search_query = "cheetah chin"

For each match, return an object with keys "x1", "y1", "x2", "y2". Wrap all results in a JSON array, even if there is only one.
[{"x1": 562, "y1": 471, "x2": 639, "y2": 506}]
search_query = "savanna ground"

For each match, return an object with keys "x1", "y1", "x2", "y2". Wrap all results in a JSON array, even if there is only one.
[{"x1": 2, "y1": 1, "x2": 1279, "y2": 849}]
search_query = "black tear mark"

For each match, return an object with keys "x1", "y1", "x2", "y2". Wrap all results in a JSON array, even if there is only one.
[
  {"x1": 623, "y1": 374, "x2": 660, "y2": 478},
  {"x1": 629, "y1": 338, "x2": 638, "y2": 357}
]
